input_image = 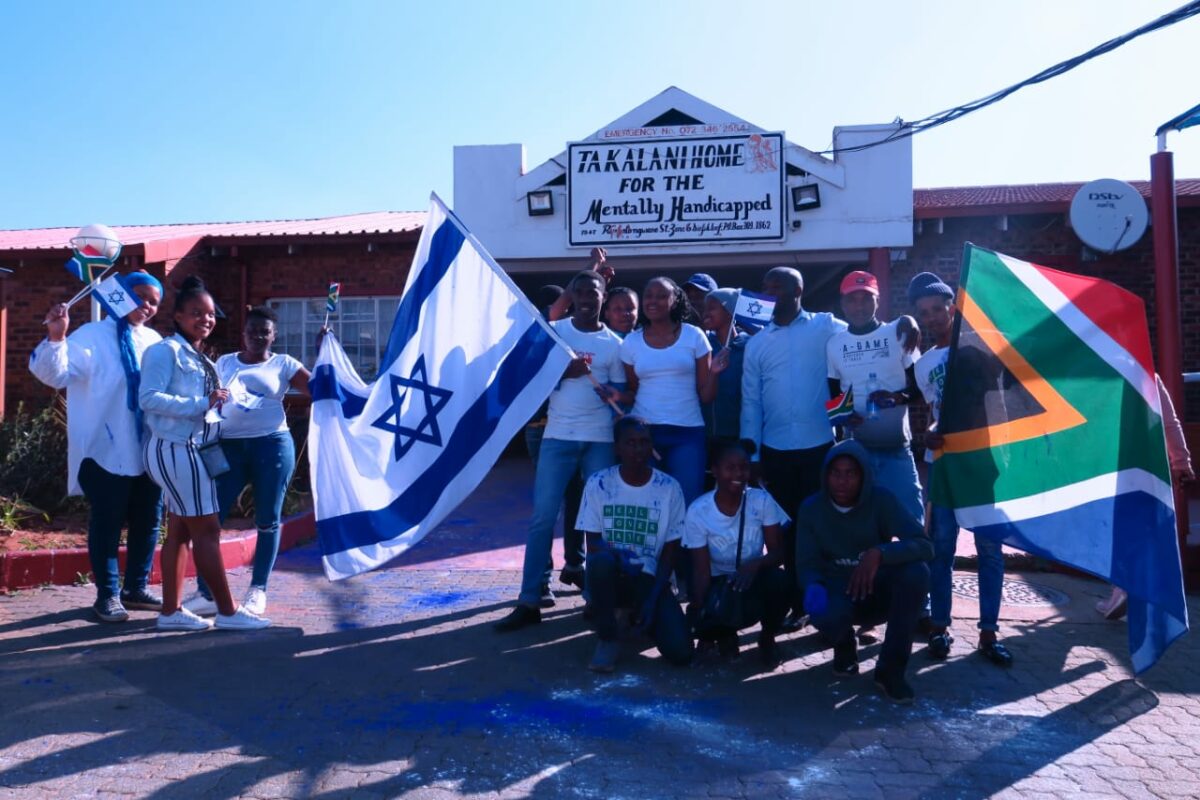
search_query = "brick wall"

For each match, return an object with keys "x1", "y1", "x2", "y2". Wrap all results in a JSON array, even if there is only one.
[
  {"x1": 897, "y1": 207, "x2": 1200, "y2": 417},
  {"x1": 4, "y1": 212, "x2": 1196, "y2": 419},
  {"x1": 3, "y1": 238, "x2": 416, "y2": 410}
]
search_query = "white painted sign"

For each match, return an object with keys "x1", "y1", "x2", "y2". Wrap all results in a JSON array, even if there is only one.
[{"x1": 567, "y1": 132, "x2": 785, "y2": 246}]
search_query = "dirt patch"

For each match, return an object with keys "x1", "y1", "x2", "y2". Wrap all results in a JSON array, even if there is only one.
[{"x1": 0, "y1": 513, "x2": 263, "y2": 554}]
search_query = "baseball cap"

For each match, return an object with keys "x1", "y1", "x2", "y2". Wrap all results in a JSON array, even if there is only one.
[
  {"x1": 839, "y1": 270, "x2": 879, "y2": 296},
  {"x1": 684, "y1": 273, "x2": 718, "y2": 293}
]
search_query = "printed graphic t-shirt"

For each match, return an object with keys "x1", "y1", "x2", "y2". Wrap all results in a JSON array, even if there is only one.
[
  {"x1": 683, "y1": 488, "x2": 789, "y2": 577},
  {"x1": 215, "y1": 353, "x2": 304, "y2": 438},
  {"x1": 826, "y1": 319, "x2": 918, "y2": 448},
  {"x1": 576, "y1": 466, "x2": 687, "y2": 577},
  {"x1": 915, "y1": 345, "x2": 950, "y2": 464},
  {"x1": 543, "y1": 319, "x2": 624, "y2": 442}
]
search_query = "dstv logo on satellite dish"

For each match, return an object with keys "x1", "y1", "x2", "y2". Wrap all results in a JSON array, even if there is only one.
[{"x1": 1090, "y1": 191, "x2": 1124, "y2": 208}]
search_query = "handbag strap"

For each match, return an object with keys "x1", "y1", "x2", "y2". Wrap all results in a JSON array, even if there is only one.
[{"x1": 734, "y1": 489, "x2": 747, "y2": 569}]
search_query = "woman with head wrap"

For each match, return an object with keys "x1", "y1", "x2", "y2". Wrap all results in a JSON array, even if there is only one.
[{"x1": 32, "y1": 271, "x2": 167, "y2": 623}]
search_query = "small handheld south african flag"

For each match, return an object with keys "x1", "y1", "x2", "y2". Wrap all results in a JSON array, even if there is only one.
[
  {"x1": 326, "y1": 282, "x2": 341, "y2": 313},
  {"x1": 826, "y1": 389, "x2": 854, "y2": 425}
]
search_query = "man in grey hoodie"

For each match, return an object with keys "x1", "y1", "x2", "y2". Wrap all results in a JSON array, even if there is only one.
[{"x1": 795, "y1": 440, "x2": 932, "y2": 703}]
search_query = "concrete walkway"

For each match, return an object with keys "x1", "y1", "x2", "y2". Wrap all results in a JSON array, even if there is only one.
[{"x1": 1, "y1": 458, "x2": 1197, "y2": 799}]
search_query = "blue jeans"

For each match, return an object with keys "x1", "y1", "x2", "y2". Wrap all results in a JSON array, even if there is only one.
[
  {"x1": 809, "y1": 561, "x2": 930, "y2": 676},
  {"x1": 518, "y1": 438, "x2": 614, "y2": 606},
  {"x1": 866, "y1": 445, "x2": 925, "y2": 526},
  {"x1": 929, "y1": 503, "x2": 1004, "y2": 632},
  {"x1": 197, "y1": 431, "x2": 296, "y2": 597},
  {"x1": 648, "y1": 425, "x2": 706, "y2": 505},
  {"x1": 585, "y1": 551, "x2": 693, "y2": 666},
  {"x1": 77, "y1": 458, "x2": 162, "y2": 602}
]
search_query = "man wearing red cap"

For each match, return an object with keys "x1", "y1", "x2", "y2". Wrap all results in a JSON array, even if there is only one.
[{"x1": 826, "y1": 270, "x2": 924, "y2": 525}]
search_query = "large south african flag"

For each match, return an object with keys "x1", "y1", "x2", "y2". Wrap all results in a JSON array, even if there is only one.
[{"x1": 931, "y1": 244, "x2": 1188, "y2": 673}]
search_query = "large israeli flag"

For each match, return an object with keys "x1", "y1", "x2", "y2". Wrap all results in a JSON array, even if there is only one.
[{"x1": 309, "y1": 194, "x2": 574, "y2": 580}]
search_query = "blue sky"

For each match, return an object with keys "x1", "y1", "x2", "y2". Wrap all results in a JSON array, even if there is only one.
[{"x1": 2, "y1": 0, "x2": 1198, "y2": 228}]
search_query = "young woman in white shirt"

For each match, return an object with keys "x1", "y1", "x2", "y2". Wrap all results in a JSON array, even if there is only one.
[
  {"x1": 619, "y1": 277, "x2": 722, "y2": 505},
  {"x1": 685, "y1": 440, "x2": 790, "y2": 666},
  {"x1": 32, "y1": 272, "x2": 166, "y2": 624},
  {"x1": 184, "y1": 306, "x2": 309, "y2": 618}
]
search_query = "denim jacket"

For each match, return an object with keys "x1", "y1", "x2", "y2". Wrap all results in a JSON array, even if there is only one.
[{"x1": 139, "y1": 334, "x2": 218, "y2": 444}]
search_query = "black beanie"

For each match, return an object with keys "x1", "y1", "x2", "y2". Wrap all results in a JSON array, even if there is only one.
[{"x1": 907, "y1": 272, "x2": 954, "y2": 305}]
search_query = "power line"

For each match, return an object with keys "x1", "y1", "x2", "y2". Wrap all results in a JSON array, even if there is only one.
[{"x1": 819, "y1": 0, "x2": 1200, "y2": 156}]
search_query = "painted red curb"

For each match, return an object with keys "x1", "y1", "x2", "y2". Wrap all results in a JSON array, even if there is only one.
[{"x1": 0, "y1": 512, "x2": 315, "y2": 592}]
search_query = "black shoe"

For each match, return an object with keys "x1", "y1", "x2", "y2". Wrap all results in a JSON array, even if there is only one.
[
  {"x1": 927, "y1": 632, "x2": 953, "y2": 660},
  {"x1": 856, "y1": 625, "x2": 878, "y2": 645},
  {"x1": 494, "y1": 605, "x2": 541, "y2": 632},
  {"x1": 717, "y1": 632, "x2": 740, "y2": 659},
  {"x1": 874, "y1": 669, "x2": 915, "y2": 704},
  {"x1": 92, "y1": 597, "x2": 129, "y2": 623},
  {"x1": 120, "y1": 587, "x2": 163, "y2": 611},
  {"x1": 832, "y1": 637, "x2": 859, "y2": 676},
  {"x1": 539, "y1": 584, "x2": 556, "y2": 609},
  {"x1": 559, "y1": 567, "x2": 585, "y2": 590},
  {"x1": 979, "y1": 640, "x2": 1014, "y2": 667},
  {"x1": 757, "y1": 632, "x2": 781, "y2": 668},
  {"x1": 780, "y1": 609, "x2": 808, "y2": 633}
]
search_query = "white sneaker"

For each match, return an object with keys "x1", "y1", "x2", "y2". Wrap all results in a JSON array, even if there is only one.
[
  {"x1": 157, "y1": 608, "x2": 213, "y2": 632},
  {"x1": 215, "y1": 606, "x2": 272, "y2": 631},
  {"x1": 182, "y1": 592, "x2": 218, "y2": 617},
  {"x1": 243, "y1": 586, "x2": 267, "y2": 616}
]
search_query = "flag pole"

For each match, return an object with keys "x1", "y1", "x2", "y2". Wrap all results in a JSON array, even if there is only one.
[{"x1": 43, "y1": 263, "x2": 120, "y2": 325}]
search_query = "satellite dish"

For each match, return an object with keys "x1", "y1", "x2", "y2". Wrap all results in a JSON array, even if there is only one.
[{"x1": 1069, "y1": 179, "x2": 1148, "y2": 254}]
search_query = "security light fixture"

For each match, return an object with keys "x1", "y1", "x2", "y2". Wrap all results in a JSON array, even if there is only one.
[
  {"x1": 791, "y1": 183, "x2": 821, "y2": 212},
  {"x1": 527, "y1": 190, "x2": 554, "y2": 216}
]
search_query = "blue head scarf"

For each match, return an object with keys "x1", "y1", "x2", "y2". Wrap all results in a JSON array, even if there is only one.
[{"x1": 116, "y1": 272, "x2": 163, "y2": 438}]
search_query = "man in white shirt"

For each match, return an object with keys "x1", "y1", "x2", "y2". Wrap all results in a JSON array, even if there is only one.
[
  {"x1": 740, "y1": 267, "x2": 846, "y2": 628},
  {"x1": 496, "y1": 271, "x2": 626, "y2": 632},
  {"x1": 826, "y1": 270, "x2": 924, "y2": 525}
]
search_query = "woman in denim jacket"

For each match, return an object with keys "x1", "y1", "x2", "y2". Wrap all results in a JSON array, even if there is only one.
[{"x1": 139, "y1": 276, "x2": 270, "y2": 632}]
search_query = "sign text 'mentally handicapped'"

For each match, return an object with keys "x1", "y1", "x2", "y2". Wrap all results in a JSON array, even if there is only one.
[{"x1": 567, "y1": 133, "x2": 786, "y2": 246}]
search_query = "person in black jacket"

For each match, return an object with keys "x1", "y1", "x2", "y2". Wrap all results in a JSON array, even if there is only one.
[{"x1": 795, "y1": 439, "x2": 932, "y2": 703}]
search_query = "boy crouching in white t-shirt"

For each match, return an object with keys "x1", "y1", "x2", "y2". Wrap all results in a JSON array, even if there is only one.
[{"x1": 578, "y1": 416, "x2": 693, "y2": 673}]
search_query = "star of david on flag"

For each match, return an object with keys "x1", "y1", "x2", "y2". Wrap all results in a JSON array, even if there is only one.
[
  {"x1": 308, "y1": 194, "x2": 575, "y2": 580},
  {"x1": 371, "y1": 355, "x2": 454, "y2": 461},
  {"x1": 94, "y1": 274, "x2": 143, "y2": 320},
  {"x1": 733, "y1": 289, "x2": 775, "y2": 332}
]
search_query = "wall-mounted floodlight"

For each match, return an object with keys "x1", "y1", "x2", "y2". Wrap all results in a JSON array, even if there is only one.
[
  {"x1": 527, "y1": 190, "x2": 554, "y2": 216},
  {"x1": 791, "y1": 183, "x2": 821, "y2": 212}
]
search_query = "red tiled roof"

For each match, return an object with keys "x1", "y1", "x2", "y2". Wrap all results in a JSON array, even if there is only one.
[
  {"x1": 914, "y1": 179, "x2": 1200, "y2": 217},
  {"x1": 0, "y1": 211, "x2": 425, "y2": 252}
]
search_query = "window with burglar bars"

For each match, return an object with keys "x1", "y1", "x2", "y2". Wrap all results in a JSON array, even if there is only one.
[{"x1": 266, "y1": 296, "x2": 401, "y2": 381}]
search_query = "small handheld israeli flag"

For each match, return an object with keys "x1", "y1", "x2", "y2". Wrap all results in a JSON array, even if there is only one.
[
  {"x1": 93, "y1": 274, "x2": 143, "y2": 320},
  {"x1": 733, "y1": 289, "x2": 775, "y2": 331}
]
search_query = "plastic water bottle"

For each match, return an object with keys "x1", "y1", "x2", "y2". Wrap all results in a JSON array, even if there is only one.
[{"x1": 865, "y1": 372, "x2": 880, "y2": 420}]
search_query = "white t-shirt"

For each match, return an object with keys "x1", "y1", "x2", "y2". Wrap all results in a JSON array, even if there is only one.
[
  {"x1": 683, "y1": 488, "x2": 789, "y2": 577},
  {"x1": 544, "y1": 319, "x2": 624, "y2": 442},
  {"x1": 214, "y1": 353, "x2": 304, "y2": 438},
  {"x1": 575, "y1": 466, "x2": 687, "y2": 577},
  {"x1": 915, "y1": 345, "x2": 950, "y2": 464},
  {"x1": 826, "y1": 319, "x2": 918, "y2": 448},
  {"x1": 620, "y1": 324, "x2": 712, "y2": 427}
]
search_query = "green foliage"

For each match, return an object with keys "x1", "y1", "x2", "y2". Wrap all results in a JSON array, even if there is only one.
[
  {"x1": 0, "y1": 400, "x2": 71, "y2": 514},
  {"x1": 0, "y1": 496, "x2": 50, "y2": 534}
]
